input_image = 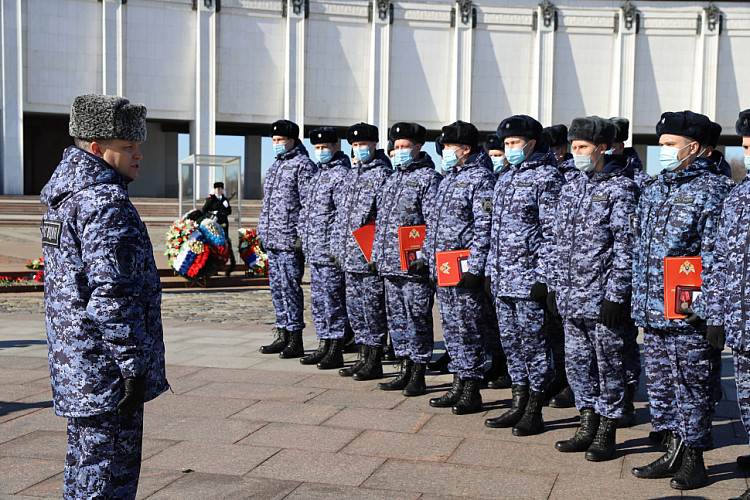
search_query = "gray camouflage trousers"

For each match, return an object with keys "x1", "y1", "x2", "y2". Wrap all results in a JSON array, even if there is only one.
[
  {"x1": 310, "y1": 263, "x2": 347, "y2": 340},
  {"x1": 346, "y1": 271, "x2": 388, "y2": 347},
  {"x1": 65, "y1": 409, "x2": 143, "y2": 500},
  {"x1": 383, "y1": 276, "x2": 434, "y2": 364},
  {"x1": 266, "y1": 249, "x2": 305, "y2": 331},
  {"x1": 436, "y1": 286, "x2": 485, "y2": 379},
  {"x1": 623, "y1": 319, "x2": 642, "y2": 387},
  {"x1": 643, "y1": 327, "x2": 720, "y2": 448},
  {"x1": 563, "y1": 317, "x2": 626, "y2": 419},
  {"x1": 495, "y1": 296, "x2": 554, "y2": 392},
  {"x1": 734, "y1": 349, "x2": 750, "y2": 447}
]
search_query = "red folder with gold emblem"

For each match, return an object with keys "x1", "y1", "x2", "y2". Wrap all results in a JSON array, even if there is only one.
[
  {"x1": 398, "y1": 225, "x2": 426, "y2": 271},
  {"x1": 435, "y1": 249, "x2": 471, "y2": 287},
  {"x1": 352, "y1": 222, "x2": 376, "y2": 262},
  {"x1": 663, "y1": 257, "x2": 702, "y2": 319}
]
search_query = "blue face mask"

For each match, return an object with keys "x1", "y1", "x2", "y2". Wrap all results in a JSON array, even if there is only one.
[
  {"x1": 354, "y1": 146, "x2": 372, "y2": 163},
  {"x1": 604, "y1": 149, "x2": 614, "y2": 156},
  {"x1": 505, "y1": 145, "x2": 527, "y2": 165},
  {"x1": 660, "y1": 143, "x2": 693, "y2": 172},
  {"x1": 273, "y1": 142, "x2": 288, "y2": 157},
  {"x1": 315, "y1": 149, "x2": 333, "y2": 164},
  {"x1": 442, "y1": 149, "x2": 462, "y2": 169},
  {"x1": 573, "y1": 154, "x2": 596, "y2": 172},
  {"x1": 393, "y1": 148, "x2": 414, "y2": 167},
  {"x1": 744, "y1": 155, "x2": 750, "y2": 171},
  {"x1": 491, "y1": 156, "x2": 507, "y2": 173}
]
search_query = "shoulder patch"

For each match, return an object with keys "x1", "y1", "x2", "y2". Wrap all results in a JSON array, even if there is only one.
[
  {"x1": 482, "y1": 198, "x2": 493, "y2": 213},
  {"x1": 591, "y1": 194, "x2": 609, "y2": 202},
  {"x1": 114, "y1": 244, "x2": 139, "y2": 277},
  {"x1": 673, "y1": 197, "x2": 695, "y2": 204},
  {"x1": 282, "y1": 165, "x2": 294, "y2": 171},
  {"x1": 42, "y1": 220, "x2": 62, "y2": 248},
  {"x1": 516, "y1": 182, "x2": 533, "y2": 188}
]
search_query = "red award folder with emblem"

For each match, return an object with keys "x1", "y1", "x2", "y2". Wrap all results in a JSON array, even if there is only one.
[
  {"x1": 352, "y1": 222, "x2": 376, "y2": 262},
  {"x1": 435, "y1": 249, "x2": 471, "y2": 287},
  {"x1": 398, "y1": 225, "x2": 426, "y2": 271},
  {"x1": 663, "y1": 257, "x2": 703, "y2": 319}
]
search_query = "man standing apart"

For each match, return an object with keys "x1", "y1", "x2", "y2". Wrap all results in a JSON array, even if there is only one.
[
  {"x1": 201, "y1": 181, "x2": 236, "y2": 276},
  {"x1": 257, "y1": 120, "x2": 317, "y2": 357},
  {"x1": 631, "y1": 111, "x2": 733, "y2": 490},
  {"x1": 41, "y1": 94, "x2": 168, "y2": 499}
]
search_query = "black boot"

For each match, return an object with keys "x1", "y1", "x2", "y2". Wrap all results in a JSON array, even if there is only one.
[
  {"x1": 484, "y1": 384, "x2": 529, "y2": 428},
  {"x1": 382, "y1": 336, "x2": 396, "y2": 361},
  {"x1": 585, "y1": 415, "x2": 617, "y2": 461},
  {"x1": 617, "y1": 383, "x2": 637, "y2": 428},
  {"x1": 632, "y1": 431, "x2": 685, "y2": 479},
  {"x1": 429, "y1": 374, "x2": 464, "y2": 408},
  {"x1": 555, "y1": 408, "x2": 599, "y2": 452},
  {"x1": 452, "y1": 378, "x2": 482, "y2": 415},
  {"x1": 317, "y1": 339, "x2": 344, "y2": 370},
  {"x1": 279, "y1": 330, "x2": 304, "y2": 358},
  {"x1": 737, "y1": 454, "x2": 750, "y2": 469},
  {"x1": 487, "y1": 374, "x2": 512, "y2": 390},
  {"x1": 544, "y1": 366, "x2": 568, "y2": 403},
  {"x1": 259, "y1": 327, "x2": 289, "y2": 354},
  {"x1": 353, "y1": 346, "x2": 384, "y2": 381},
  {"x1": 377, "y1": 359, "x2": 412, "y2": 390},
  {"x1": 402, "y1": 362, "x2": 427, "y2": 397},
  {"x1": 512, "y1": 389, "x2": 545, "y2": 436},
  {"x1": 300, "y1": 339, "x2": 329, "y2": 365},
  {"x1": 549, "y1": 386, "x2": 575, "y2": 409},
  {"x1": 339, "y1": 344, "x2": 368, "y2": 377},
  {"x1": 427, "y1": 351, "x2": 451, "y2": 374},
  {"x1": 342, "y1": 324, "x2": 357, "y2": 353},
  {"x1": 482, "y1": 353, "x2": 508, "y2": 387},
  {"x1": 669, "y1": 446, "x2": 707, "y2": 490}
]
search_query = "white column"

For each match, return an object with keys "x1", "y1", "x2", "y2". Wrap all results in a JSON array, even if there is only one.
[
  {"x1": 101, "y1": 0, "x2": 124, "y2": 96},
  {"x1": 194, "y1": 3, "x2": 216, "y2": 156},
  {"x1": 0, "y1": 0, "x2": 24, "y2": 195},
  {"x1": 451, "y1": 10, "x2": 474, "y2": 123},
  {"x1": 368, "y1": 4, "x2": 391, "y2": 146},
  {"x1": 610, "y1": 5, "x2": 637, "y2": 144},
  {"x1": 284, "y1": 0, "x2": 306, "y2": 134},
  {"x1": 692, "y1": 7, "x2": 720, "y2": 120},
  {"x1": 531, "y1": 4, "x2": 555, "y2": 125}
]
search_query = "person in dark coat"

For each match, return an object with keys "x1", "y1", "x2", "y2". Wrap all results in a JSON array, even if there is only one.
[
  {"x1": 201, "y1": 181, "x2": 236, "y2": 275},
  {"x1": 41, "y1": 94, "x2": 168, "y2": 500}
]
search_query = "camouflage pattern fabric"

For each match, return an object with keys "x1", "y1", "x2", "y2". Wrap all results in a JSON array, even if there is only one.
[
  {"x1": 266, "y1": 249, "x2": 305, "y2": 331},
  {"x1": 345, "y1": 271, "x2": 388, "y2": 347},
  {"x1": 383, "y1": 276, "x2": 434, "y2": 364},
  {"x1": 310, "y1": 263, "x2": 347, "y2": 340},
  {"x1": 437, "y1": 286, "x2": 486, "y2": 379},
  {"x1": 733, "y1": 350, "x2": 750, "y2": 447}
]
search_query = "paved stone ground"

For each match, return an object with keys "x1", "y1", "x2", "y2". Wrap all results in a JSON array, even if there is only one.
[{"x1": 1, "y1": 296, "x2": 749, "y2": 499}]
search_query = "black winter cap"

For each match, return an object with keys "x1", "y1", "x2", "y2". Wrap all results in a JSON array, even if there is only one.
[
  {"x1": 540, "y1": 125, "x2": 568, "y2": 147},
  {"x1": 609, "y1": 117, "x2": 629, "y2": 143},
  {"x1": 389, "y1": 122, "x2": 427, "y2": 145},
  {"x1": 309, "y1": 126, "x2": 338, "y2": 145},
  {"x1": 270, "y1": 119, "x2": 299, "y2": 139},
  {"x1": 441, "y1": 120, "x2": 479, "y2": 147},
  {"x1": 656, "y1": 111, "x2": 712, "y2": 145},
  {"x1": 708, "y1": 122, "x2": 722, "y2": 149},
  {"x1": 347, "y1": 122, "x2": 379, "y2": 144},
  {"x1": 485, "y1": 133, "x2": 503, "y2": 151},
  {"x1": 213, "y1": 182, "x2": 224, "y2": 188},
  {"x1": 497, "y1": 115, "x2": 543, "y2": 141},
  {"x1": 736, "y1": 110, "x2": 750, "y2": 136},
  {"x1": 568, "y1": 116, "x2": 616, "y2": 149}
]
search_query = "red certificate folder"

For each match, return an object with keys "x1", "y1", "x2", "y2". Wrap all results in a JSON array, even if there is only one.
[
  {"x1": 435, "y1": 249, "x2": 471, "y2": 287},
  {"x1": 398, "y1": 225, "x2": 426, "y2": 271},
  {"x1": 663, "y1": 257, "x2": 703, "y2": 319},
  {"x1": 352, "y1": 222, "x2": 376, "y2": 262}
]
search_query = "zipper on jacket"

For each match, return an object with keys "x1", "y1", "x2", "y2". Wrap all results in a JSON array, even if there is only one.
[
  {"x1": 564, "y1": 178, "x2": 588, "y2": 315},
  {"x1": 644, "y1": 184, "x2": 672, "y2": 322},
  {"x1": 378, "y1": 170, "x2": 405, "y2": 269}
]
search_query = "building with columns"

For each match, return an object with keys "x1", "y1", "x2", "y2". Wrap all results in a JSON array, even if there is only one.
[{"x1": 2, "y1": 0, "x2": 749, "y2": 197}]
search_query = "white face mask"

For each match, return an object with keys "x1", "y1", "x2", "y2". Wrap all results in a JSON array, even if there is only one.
[{"x1": 573, "y1": 148, "x2": 602, "y2": 173}]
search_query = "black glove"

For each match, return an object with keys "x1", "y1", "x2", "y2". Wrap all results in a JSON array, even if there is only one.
[
  {"x1": 683, "y1": 308, "x2": 706, "y2": 328},
  {"x1": 367, "y1": 260, "x2": 378, "y2": 274},
  {"x1": 330, "y1": 254, "x2": 342, "y2": 271},
  {"x1": 484, "y1": 276, "x2": 492, "y2": 297},
  {"x1": 706, "y1": 325, "x2": 725, "y2": 351},
  {"x1": 294, "y1": 236, "x2": 303, "y2": 255},
  {"x1": 599, "y1": 299, "x2": 628, "y2": 329},
  {"x1": 117, "y1": 376, "x2": 147, "y2": 415},
  {"x1": 258, "y1": 239, "x2": 265, "y2": 253},
  {"x1": 408, "y1": 259, "x2": 426, "y2": 274},
  {"x1": 530, "y1": 281, "x2": 548, "y2": 303},
  {"x1": 456, "y1": 272, "x2": 483, "y2": 290},
  {"x1": 547, "y1": 290, "x2": 560, "y2": 319}
]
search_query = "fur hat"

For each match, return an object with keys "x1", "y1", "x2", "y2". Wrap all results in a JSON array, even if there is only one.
[
  {"x1": 609, "y1": 117, "x2": 630, "y2": 143},
  {"x1": 309, "y1": 126, "x2": 338, "y2": 145},
  {"x1": 213, "y1": 182, "x2": 224, "y2": 189},
  {"x1": 270, "y1": 119, "x2": 299, "y2": 139},
  {"x1": 568, "y1": 116, "x2": 616, "y2": 149},
  {"x1": 440, "y1": 120, "x2": 479, "y2": 147},
  {"x1": 656, "y1": 111, "x2": 712, "y2": 145},
  {"x1": 69, "y1": 94, "x2": 147, "y2": 142},
  {"x1": 540, "y1": 125, "x2": 568, "y2": 147},
  {"x1": 497, "y1": 115, "x2": 543, "y2": 142},
  {"x1": 736, "y1": 110, "x2": 750, "y2": 136},
  {"x1": 347, "y1": 122, "x2": 379, "y2": 144},
  {"x1": 485, "y1": 133, "x2": 503, "y2": 151},
  {"x1": 389, "y1": 122, "x2": 427, "y2": 145},
  {"x1": 707, "y1": 122, "x2": 722, "y2": 149}
]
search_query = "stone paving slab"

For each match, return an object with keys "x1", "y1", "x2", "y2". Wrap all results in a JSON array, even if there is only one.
[
  {"x1": 282, "y1": 483, "x2": 420, "y2": 499},
  {"x1": 341, "y1": 429, "x2": 462, "y2": 462},
  {"x1": 0, "y1": 456, "x2": 61, "y2": 495},
  {"x1": 322, "y1": 407, "x2": 432, "y2": 434},
  {"x1": 229, "y1": 400, "x2": 342, "y2": 426},
  {"x1": 143, "y1": 413, "x2": 262, "y2": 444},
  {"x1": 185, "y1": 381, "x2": 326, "y2": 403},
  {"x1": 144, "y1": 472, "x2": 299, "y2": 500},
  {"x1": 236, "y1": 422, "x2": 361, "y2": 453},
  {"x1": 142, "y1": 441, "x2": 279, "y2": 476}
]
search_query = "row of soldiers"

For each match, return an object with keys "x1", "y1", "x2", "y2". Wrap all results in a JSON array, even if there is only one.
[{"x1": 256, "y1": 110, "x2": 750, "y2": 497}]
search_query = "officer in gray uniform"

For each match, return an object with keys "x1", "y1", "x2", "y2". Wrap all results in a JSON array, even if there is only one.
[
  {"x1": 258, "y1": 120, "x2": 317, "y2": 357},
  {"x1": 40, "y1": 94, "x2": 168, "y2": 500},
  {"x1": 370, "y1": 122, "x2": 441, "y2": 395},
  {"x1": 631, "y1": 110, "x2": 733, "y2": 490},
  {"x1": 425, "y1": 120, "x2": 495, "y2": 415},
  {"x1": 548, "y1": 116, "x2": 638, "y2": 462},
  {"x1": 299, "y1": 127, "x2": 351, "y2": 369}
]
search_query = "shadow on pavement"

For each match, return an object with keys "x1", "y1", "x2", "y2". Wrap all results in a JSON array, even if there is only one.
[
  {"x1": 0, "y1": 339, "x2": 46, "y2": 350},
  {"x1": 0, "y1": 400, "x2": 53, "y2": 417}
]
